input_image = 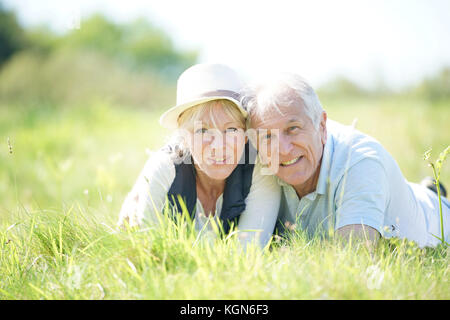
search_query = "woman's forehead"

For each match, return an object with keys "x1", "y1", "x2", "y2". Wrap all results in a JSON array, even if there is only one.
[{"x1": 196, "y1": 105, "x2": 242, "y2": 128}]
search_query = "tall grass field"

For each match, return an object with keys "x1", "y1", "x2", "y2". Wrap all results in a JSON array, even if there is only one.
[{"x1": 1, "y1": 96, "x2": 449, "y2": 299}]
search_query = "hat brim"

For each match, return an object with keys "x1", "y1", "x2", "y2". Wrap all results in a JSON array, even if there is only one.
[{"x1": 159, "y1": 96, "x2": 247, "y2": 129}]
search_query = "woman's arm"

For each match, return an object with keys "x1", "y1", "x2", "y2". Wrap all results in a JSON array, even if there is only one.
[
  {"x1": 117, "y1": 151, "x2": 175, "y2": 228},
  {"x1": 237, "y1": 160, "x2": 281, "y2": 248}
]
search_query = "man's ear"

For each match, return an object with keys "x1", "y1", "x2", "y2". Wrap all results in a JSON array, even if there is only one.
[{"x1": 320, "y1": 111, "x2": 327, "y2": 145}]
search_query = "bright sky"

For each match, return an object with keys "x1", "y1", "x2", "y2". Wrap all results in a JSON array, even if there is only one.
[{"x1": 4, "y1": 0, "x2": 450, "y2": 89}]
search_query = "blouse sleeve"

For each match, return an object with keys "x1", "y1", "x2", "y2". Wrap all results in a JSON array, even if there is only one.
[
  {"x1": 236, "y1": 160, "x2": 281, "y2": 248},
  {"x1": 117, "y1": 151, "x2": 176, "y2": 228}
]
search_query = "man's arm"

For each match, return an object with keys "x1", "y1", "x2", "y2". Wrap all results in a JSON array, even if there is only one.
[
  {"x1": 336, "y1": 224, "x2": 381, "y2": 243},
  {"x1": 334, "y1": 158, "x2": 389, "y2": 245}
]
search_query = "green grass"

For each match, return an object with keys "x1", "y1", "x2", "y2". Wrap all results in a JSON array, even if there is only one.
[
  {"x1": 1, "y1": 96, "x2": 449, "y2": 299},
  {"x1": 1, "y1": 208, "x2": 449, "y2": 299}
]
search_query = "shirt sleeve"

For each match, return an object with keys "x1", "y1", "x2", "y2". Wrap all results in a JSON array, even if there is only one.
[
  {"x1": 334, "y1": 158, "x2": 389, "y2": 234},
  {"x1": 237, "y1": 160, "x2": 281, "y2": 248},
  {"x1": 117, "y1": 151, "x2": 175, "y2": 227}
]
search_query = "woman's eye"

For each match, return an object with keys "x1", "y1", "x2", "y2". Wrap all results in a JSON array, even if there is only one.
[
  {"x1": 194, "y1": 128, "x2": 208, "y2": 134},
  {"x1": 260, "y1": 133, "x2": 271, "y2": 141},
  {"x1": 225, "y1": 127, "x2": 238, "y2": 133}
]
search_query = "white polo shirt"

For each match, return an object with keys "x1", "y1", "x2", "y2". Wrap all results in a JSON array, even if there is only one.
[
  {"x1": 277, "y1": 119, "x2": 450, "y2": 248},
  {"x1": 118, "y1": 150, "x2": 281, "y2": 247}
]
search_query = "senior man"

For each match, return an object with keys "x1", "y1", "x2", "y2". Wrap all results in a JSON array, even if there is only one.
[{"x1": 244, "y1": 73, "x2": 449, "y2": 247}]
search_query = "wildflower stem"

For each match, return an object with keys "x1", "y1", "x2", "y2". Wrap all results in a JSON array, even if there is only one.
[{"x1": 430, "y1": 165, "x2": 444, "y2": 244}]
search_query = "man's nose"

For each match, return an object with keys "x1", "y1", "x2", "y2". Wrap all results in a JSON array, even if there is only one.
[{"x1": 279, "y1": 135, "x2": 293, "y2": 156}]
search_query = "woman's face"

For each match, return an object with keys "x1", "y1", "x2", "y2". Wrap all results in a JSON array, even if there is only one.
[{"x1": 185, "y1": 104, "x2": 246, "y2": 181}]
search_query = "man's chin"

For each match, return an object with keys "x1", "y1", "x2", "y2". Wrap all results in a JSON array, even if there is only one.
[{"x1": 276, "y1": 170, "x2": 309, "y2": 187}]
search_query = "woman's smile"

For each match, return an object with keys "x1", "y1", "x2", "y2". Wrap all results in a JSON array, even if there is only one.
[{"x1": 206, "y1": 156, "x2": 231, "y2": 165}]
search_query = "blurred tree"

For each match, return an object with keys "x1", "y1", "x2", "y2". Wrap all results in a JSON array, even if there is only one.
[
  {"x1": 414, "y1": 67, "x2": 450, "y2": 102},
  {"x1": 25, "y1": 26, "x2": 59, "y2": 55},
  {"x1": 59, "y1": 14, "x2": 123, "y2": 55},
  {"x1": 57, "y1": 14, "x2": 197, "y2": 79},
  {"x1": 317, "y1": 76, "x2": 370, "y2": 98},
  {"x1": 0, "y1": 2, "x2": 26, "y2": 66},
  {"x1": 0, "y1": 10, "x2": 197, "y2": 108},
  {"x1": 121, "y1": 18, "x2": 197, "y2": 78}
]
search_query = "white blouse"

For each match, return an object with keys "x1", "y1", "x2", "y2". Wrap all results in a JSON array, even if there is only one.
[{"x1": 118, "y1": 150, "x2": 281, "y2": 247}]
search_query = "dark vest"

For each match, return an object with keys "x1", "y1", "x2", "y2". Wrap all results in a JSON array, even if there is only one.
[{"x1": 166, "y1": 142, "x2": 256, "y2": 234}]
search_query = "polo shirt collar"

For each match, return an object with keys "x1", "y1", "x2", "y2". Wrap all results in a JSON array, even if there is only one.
[{"x1": 316, "y1": 132, "x2": 333, "y2": 195}]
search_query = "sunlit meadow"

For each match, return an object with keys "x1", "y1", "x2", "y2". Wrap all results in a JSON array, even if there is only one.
[{"x1": 0, "y1": 95, "x2": 449, "y2": 299}]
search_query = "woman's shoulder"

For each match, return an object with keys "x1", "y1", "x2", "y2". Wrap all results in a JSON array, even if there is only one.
[
  {"x1": 144, "y1": 148, "x2": 173, "y2": 166},
  {"x1": 140, "y1": 148, "x2": 177, "y2": 184}
]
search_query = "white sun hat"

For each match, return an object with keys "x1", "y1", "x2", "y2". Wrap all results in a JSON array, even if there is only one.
[{"x1": 159, "y1": 63, "x2": 247, "y2": 129}]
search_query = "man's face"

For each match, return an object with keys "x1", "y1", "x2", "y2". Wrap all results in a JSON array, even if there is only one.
[{"x1": 251, "y1": 102, "x2": 327, "y2": 188}]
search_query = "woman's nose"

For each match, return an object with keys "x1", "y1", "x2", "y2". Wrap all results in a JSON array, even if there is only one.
[{"x1": 209, "y1": 130, "x2": 225, "y2": 150}]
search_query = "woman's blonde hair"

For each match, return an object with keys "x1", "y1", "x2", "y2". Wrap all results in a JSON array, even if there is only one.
[{"x1": 178, "y1": 99, "x2": 245, "y2": 130}]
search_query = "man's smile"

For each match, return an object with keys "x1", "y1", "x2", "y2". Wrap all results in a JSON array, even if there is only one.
[{"x1": 280, "y1": 155, "x2": 303, "y2": 167}]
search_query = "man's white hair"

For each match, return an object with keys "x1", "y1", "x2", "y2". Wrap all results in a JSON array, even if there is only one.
[{"x1": 242, "y1": 72, "x2": 324, "y2": 129}]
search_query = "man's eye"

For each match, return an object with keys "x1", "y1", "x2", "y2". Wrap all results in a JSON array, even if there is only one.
[{"x1": 287, "y1": 126, "x2": 300, "y2": 133}]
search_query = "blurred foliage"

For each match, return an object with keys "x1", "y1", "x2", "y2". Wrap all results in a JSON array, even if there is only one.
[
  {"x1": 0, "y1": 49, "x2": 175, "y2": 108},
  {"x1": 0, "y1": 2, "x2": 449, "y2": 110},
  {"x1": 0, "y1": 3, "x2": 26, "y2": 65},
  {"x1": 317, "y1": 69, "x2": 450, "y2": 105},
  {"x1": 317, "y1": 75, "x2": 395, "y2": 101},
  {"x1": 54, "y1": 15, "x2": 197, "y2": 78},
  {"x1": 0, "y1": 6, "x2": 198, "y2": 109},
  {"x1": 412, "y1": 68, "x2": 450, "y2": 102},
  {"x1": 317, "y1": 77, "x2": 372, "y2": 99}
]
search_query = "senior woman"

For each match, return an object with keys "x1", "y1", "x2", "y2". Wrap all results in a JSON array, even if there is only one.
[{"x1": 117, "y1": 63, "x2": 280, "y2": 247}]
